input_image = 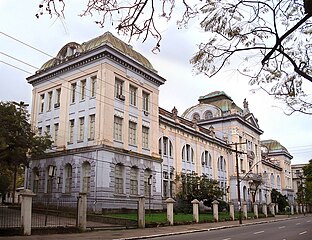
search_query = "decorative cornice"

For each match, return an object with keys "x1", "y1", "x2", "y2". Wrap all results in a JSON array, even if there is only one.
[{"x1": 27, "y1": 45, "x2": 166, "y2": 87}]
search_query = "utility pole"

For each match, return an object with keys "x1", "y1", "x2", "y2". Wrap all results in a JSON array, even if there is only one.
[{"x1": 229, "y1": 141, "x2": 247, "y2": 225}]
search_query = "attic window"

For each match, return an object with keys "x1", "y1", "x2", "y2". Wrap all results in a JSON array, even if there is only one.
[
  {"x1": 204, "y1": 110, "x2": 213, "y2": 120},
  {"x1": 192, "y1": 113, "x2": 200, "y2": 121},
  {"x1": 66, "y1": 46, "x2": 77, "y2": 57}
]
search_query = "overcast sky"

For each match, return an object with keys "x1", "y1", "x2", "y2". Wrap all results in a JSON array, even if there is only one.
[{"x1": 1, "y1": 0, "x2": 311, "y2": 164}]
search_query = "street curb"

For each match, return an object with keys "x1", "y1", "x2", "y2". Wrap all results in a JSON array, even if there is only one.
[{"x1": 114, "y1": 216, "x2": 301, "y2": 240}]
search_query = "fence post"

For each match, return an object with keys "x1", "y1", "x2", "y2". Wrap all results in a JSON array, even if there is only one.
[
  {"x1": 253, "y1": 202, "x2": 258, "y2": 219},
  {"x1": 212, "y1": 200, "x2": 219, "y2": 222},
  {"x1": 77, "y1": 193, "x2": 87, "y2": 231},
  {"x1": 262, "y1": 203, "x2": 268, "y2": 217},
  {"x1": 270, "y1": 203, "x2": 275, "y2": 216},
  {"x1": 242, "y1": 201, "x2": 247, "y2": 219},
  {"x1": 229, "y1": 201, "x2": 235, "y2": 221},
  {"x1": 165, "y1": 198, "x2": 175, "y2": 226},
  {"x1": 290, "y1": 204, "x2": 294, "y2": 215},
  {"x1": 138, "y1": 196, "x2": 145, "y2": 228},
  {"x1": 20, "y1": 189, "x2": 36, "y2": 236},
  {"x1": 295, "y1": 204, "x2": 299, "y2": 214},
  {"x1": 275, "y1": 203, "x2": 279, "y2": 214},
  {"x1": 191, "y1": 199, "x2": 199, "y2": 223}
]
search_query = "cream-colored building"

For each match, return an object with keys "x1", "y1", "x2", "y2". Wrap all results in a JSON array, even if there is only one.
[{"x1": 26, "y1": 32, "x2": 295, "y2": 210}]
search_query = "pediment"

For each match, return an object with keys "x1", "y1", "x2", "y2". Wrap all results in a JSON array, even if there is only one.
[{"x1": 245, "y1": 113, "x2": 259, "y2": 129}]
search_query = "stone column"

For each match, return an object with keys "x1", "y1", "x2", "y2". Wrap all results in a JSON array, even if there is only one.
[
  {"x1": 295, "y1": 204, "x2": 299, "y2": 214},
  {"x1": 253, "y1": 203, "x2": 258, "y2": 219},
  {"x1": 242, "y1": 201, "x2": 247, "y2": 220},
  {"x1": 299, "y1": 204, "x2": 303, "y2": 214},
  {"x1": 191, "y1": 199, "x2": 199, "y2": 223},
  {"x1": 77, "y1": 193, "x2": 87, "y2": 231},
  {"x1": 165, "y1": 198, "x2": 176, "y2": 226},
  {"x1": 290, "y1": 204, "x2": 294, "y2": 215},
  {"x1": 20, "y1": 189, "x2": 36, "y2": 236},
  {"x1": 262, "y1": 203, "x2": 268, "y2": 217},
  {"x1": 270, "y1": 203, "x2": 275, "y2": 216},
  {"x1": 229, "y1": 201, "x2": 235, "y2": 221},
  {"x1": 275, "y1": 203, "x2": 279, "y2": 214},
  {"x1": 212, "y1": 200, "x2": 219, "y2": 222},
  {"x1": 138, "y1": 196, "x2": 145, "y2": 228}
]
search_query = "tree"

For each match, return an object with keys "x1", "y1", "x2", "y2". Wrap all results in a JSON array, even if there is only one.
[
  {"x1": 271, "y1": 188, "x2": 289, "y2": 212},
  {"x1": 37, "y1": 0, "x2": 312, "y2": 115},
  {"x1": 177, "y1": 173, "x2": 224, "y2": 205},
  {"x1": 303, "y1": 159, "x2": 312, "y2": 206},
  {"x1": 0, "y1": 102, "x2": 52, "y2": 203}
]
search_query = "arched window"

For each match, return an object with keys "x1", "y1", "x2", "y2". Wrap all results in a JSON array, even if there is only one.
[
  {"x1": 270, "y1": 174, "x2": 275, "y2": 189},
  {"x1": 82, "y1": 161, "x2": 91, "y2": 193},
  {"x1": 159, "y1": 136, "x2": 173, "y2": 157},
  {"x1": 192, "y1": 113, "x2": 200, "y2": 121},
  {"x1": 243, "y1": 186, "x2": 247, "y2": 201},
  {"x1": 115, "y1": 164, "x2": 124, "y2": 194},
  {"x1": 144, "y1": 169, "x2": 152, "y2": 197},
  {"x1": 201, "y1": 151, "x2": 211, "y2": 167},
  {"x1": 218, "y1": 156, "x2": 226, "y2": 171},
  {"x1": 32, "y1": 167, "x2": 40, "y2": 193},
  {"x1": 277, "y1": 175, "x2": 281, "y2": 190},
  {"x1": 182, "y1": 144, "x2": 194, "y2": 162},
  {"x1": 130, "y1": 166, "x2": 138, "y2": 195},
  {"x1": 64, "y1": 164, "x2": 72, "y2": 194},
  {"x1": 204, "y1": 110, "x2": 213, "y2": 120}
]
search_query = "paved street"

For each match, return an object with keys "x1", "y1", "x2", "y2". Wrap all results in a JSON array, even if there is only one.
[{"x1": 1, "y1": 215, "x2": 310, "y2": 240}]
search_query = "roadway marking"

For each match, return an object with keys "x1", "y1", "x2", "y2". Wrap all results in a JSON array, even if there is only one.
[
  {"x1": 299, "y1": 231, "x2": 307, "y2": 235},
  {"x1": 307, "y1": 220, "x2": 311, "y2": 223},
  {"x1": 254, "y1": 231, "x2": 264, "y2": 234},
  {"x1": 295, "y1": 223, "x2": 301, "y2": 225},
  {"x1": 223, "y1": 238, "x2": 231, "y2": 240},
  {"x1": 278, "y1": 226, "x2": 285, "y2": 229}
]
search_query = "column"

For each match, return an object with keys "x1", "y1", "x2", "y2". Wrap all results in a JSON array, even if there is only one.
[
  {"x1": 290, "y1": 204, "x2": 294, "y2": 215},
  {"x1": 229, "y1": 201, "x2": 235, "y2": 221},
  {"x1": 253, "y1": 203, "x2": 258, "y2": 219},
  {"x1": 262, "y1": 203, "x2": 268, "y2": 217},
  {"x1": 21, "y1": 189, "x2": 36, "y2": 236},
  {"x1": 165, "y1": 198, "x2": 176, "y2": 226},
  {"x1": 212, "y1": 200, "x2": 219, "y2": 222},
  {"x1": 138, "y1": 196, "x2": 145, "y2": 228},
  {"x1": 191, "y1": 199, "x2": 199, "y2": 223},
  {"x1": 242, "y1": 201, "x2": 247, "y2": 220},
  {"x1": 270, "y1": 203, "x2": 275, "y2": 216},
  {"x1": 77, "y1": 192, "x2": 87, "y2": 231}
]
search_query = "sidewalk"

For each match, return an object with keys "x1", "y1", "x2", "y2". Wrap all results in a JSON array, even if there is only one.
[{"x1": 1, "y1": 215, "x2": 304, "y2": 240}]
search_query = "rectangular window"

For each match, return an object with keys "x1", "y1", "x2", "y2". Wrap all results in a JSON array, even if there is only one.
[
  {"x1": 47, "y1": 91, "x2": 52, "y2": 111},
  {"x1": 38, "y1": 127, "x2": 42, "y2": 136},
  {"x1": 142, "y1": 91, "x2": 150, "y2": 112},
  {"x1": 81, "y1": 80, "x2": 86, "y2": 100},
  {"x1": 115, "y1": 78, "x2": 124, "y2": 99},
  {"x1": 78, "y1": 117, "x2": 85, "y2": 141},
  {"x1": 89, "y1": 114, "x2": 95, "y2": 140},
  {"x1": 129, "y1": 85, "x2": 137, "y2": 106},
  {"x1": 69, "y1": 119, "x2": 74, "y2": 143},
  {"x1": 55, "y1": 88, "x2": 61, "y2": 108},
  {"x1": 40, "y1": 94, "x2": 45, "y2": 113},
  {"x1": 71, "y1": 83, "x2": 76, "y2": 103},
  {"x1": 91, "y1": 76, "x2": 96, "y2": 97},
  {"x1": 115, "y1": 165, "x2": 124, "y2": 194},
  {"x1": 114, "y1": 116, "x2": 123, "y2": 141},
  {"x1": 128, "y1": 121, "x2": 137, "y2": 145},
  {"x1": 130, "y1": 168, "x2": 138, "y2": 195},
  {"x1": 142, "y1": 126, "x2": 149, "y2": 149},
  {"x1": 45, "y1": 125, "x2": 50, "y2": 136},
  {"x1": 54, "y1": 123, "x2": 59, "y2": 145}
]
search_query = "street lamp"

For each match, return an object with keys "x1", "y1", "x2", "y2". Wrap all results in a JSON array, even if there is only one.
[{"x1": 148, "y1": 175, "x2": 152, "y2": 215}]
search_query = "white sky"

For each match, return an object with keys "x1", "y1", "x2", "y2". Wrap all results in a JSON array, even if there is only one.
[{"x1": 1, "y1": 0, "x2": 311, "y2": 164}]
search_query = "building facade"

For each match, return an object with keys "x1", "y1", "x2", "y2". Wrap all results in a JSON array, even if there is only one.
[{"x1": 26, "y1": 32, "x2": 295, "y2": 211}]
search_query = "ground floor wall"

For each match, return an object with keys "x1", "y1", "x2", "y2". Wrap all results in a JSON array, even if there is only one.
[{"x1": 26, "y1": 146, "x2": 163, "y2": 211}]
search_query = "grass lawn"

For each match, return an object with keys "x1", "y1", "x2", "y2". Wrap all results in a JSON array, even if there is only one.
[{"x1": 107, "y1": 211, "x2": 249, "y2": 224}]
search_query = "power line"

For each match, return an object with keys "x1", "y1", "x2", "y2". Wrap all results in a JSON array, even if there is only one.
[
  {"x1": 1, "y1": 52, "x2": 38, "y2": 69},
  {"x1": 0, "y1": 60, "x2": 33, "y2": 75}
]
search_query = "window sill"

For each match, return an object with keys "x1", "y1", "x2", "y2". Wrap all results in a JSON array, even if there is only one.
[{"x1": 113, "y1": 193, "x2": 127, "y2": 198}]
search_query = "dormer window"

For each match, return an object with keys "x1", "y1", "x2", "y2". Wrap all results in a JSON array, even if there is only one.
[{"x1": 66, "y1": 46, "x2": 77, "y2": 57}]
